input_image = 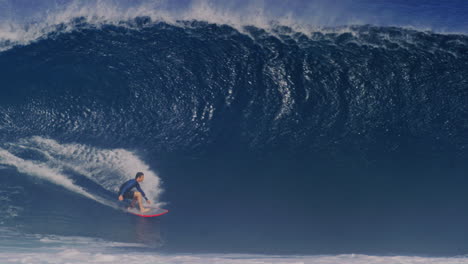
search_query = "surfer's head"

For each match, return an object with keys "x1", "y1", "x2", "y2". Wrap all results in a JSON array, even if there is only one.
[{"x1": 135, "y1": 172, "x2": 145, "y2": 182}]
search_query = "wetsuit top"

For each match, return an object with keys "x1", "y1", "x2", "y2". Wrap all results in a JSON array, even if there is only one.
[{"x1": 118, "y1": 179, "x2": 148, "y2": 201}]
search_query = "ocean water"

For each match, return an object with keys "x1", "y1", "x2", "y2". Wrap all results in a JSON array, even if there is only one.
[{"x1": 0, "y1": 1, "x2": 467, "y2": 263}]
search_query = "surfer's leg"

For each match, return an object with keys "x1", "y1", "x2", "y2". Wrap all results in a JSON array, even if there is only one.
[
  {"x1": 130, "y1": 197, "x2": 137, "y2": 208},
  {"x1": 123, "y1": 191, "x2": 136, "y2": 210},
  {"x1": 134, "y1": 191, "x2": 149, "y2": 212}
]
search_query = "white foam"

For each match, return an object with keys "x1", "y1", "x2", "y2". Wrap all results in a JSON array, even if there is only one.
[
  {"x1": 265, "y1": 64, "x2": 294, "y2": 121},
  {"x1": 0, "y1": 148, "x2": 99, "y2": 201},
  {"x1": 1, "y1": 251, "x2": 468, "y2": 264},
  {"x1": 0, "y1": 0, "x2": 275, "y2": 51},
  {"x1": 25, "y1": 136, "x2": 163, "y2": 202},
  {"x1": 1, "y1": 0, "x2": 460, "y2": 53},
  {"x1": 1, "y1": 228, "x2": 467, "y2": 264},
  {"x1": 0, "y1": 136, "x2": 164, "y2": 207}
]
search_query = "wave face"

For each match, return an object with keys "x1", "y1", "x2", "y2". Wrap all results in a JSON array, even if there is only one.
[
  {"x1": 1, "y1": 21, "x2": 466, "y2": 153},
  {"x1": 0, "y1": 19, "x2": 468, "y2": 255}
]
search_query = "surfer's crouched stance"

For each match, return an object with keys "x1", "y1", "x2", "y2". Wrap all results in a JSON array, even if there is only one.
[{"x1": 118, "y1": 172, "x2": 151, "y2": 213}]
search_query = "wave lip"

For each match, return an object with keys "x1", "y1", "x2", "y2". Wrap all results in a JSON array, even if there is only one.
[
  {"x1": 1, "y1": 0, "x2": 466, "y2": 52},
  {"x1": 0, "y1": 0, "x2": 298, "y2": 52}
]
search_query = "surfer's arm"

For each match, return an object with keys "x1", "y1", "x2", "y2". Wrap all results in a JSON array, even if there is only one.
[
  {"x1": 136, "y1": 184, "x2": 149, "y2": 201},
  {"x1": 118, "y1": 180, "x2": 135, "y2": 196}
]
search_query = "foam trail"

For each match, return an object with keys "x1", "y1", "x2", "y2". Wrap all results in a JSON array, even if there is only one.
[
  {"x1": 0, "y1": 148, "x2": 107, "y2": 205},
  {"x1": 0, "y1": 136, "x2": 164, "y2": 207},
  {"x1": 16, "y1": 136, "x2": 164, "y2": 203}
]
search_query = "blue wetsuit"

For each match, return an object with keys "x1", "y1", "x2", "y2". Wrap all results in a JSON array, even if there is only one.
[{"x1": 118, "y1": 179, "x2": 148, "y2": 201}]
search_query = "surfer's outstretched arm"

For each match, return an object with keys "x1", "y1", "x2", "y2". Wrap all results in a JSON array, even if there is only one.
[{"x1": 136, "y1": 183, "x2": 150, "y2": 203}]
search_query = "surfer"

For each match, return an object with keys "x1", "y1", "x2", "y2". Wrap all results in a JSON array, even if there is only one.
[{"x1": 118, "y1": 172, "x2": 151, "y2": 213}]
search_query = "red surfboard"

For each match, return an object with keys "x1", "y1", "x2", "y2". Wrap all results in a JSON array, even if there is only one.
[{"x1": 127, "y1": 207, "x2": 169, "y2": 217}]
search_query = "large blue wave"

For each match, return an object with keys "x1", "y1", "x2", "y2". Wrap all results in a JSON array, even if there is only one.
[
  {"x1": 1, "y1": 20, "x2": 466, "y2": 153},
  {"x1": 0, "y1": 19, "x2": 467, "y2": 255}
]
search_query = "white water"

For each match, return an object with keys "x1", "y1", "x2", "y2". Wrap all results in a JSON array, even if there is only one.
[
  {"x1": 1, "y1": 0, "x2": 463, "y2": 53},
  {"x1": 0, "y1": 0, "x2": 312, "y2": 51},
  {"x1": 0, "y1": 147, "x2": 103, "y2": 202},
  {"x1": 0, "y1": 136, "x2": 164, "y2": 207},
  {"x1": 0, "y1": 0, "x2": 347, "y2": 43},
  {"x1": 1, "y1": 227, "x2": 468, "y2": 264},
  {"x1": 2, "y1": 249, "x2": 468, "y2": 264}
]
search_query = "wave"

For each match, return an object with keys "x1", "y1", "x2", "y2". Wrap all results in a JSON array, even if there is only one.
[
  {"x1": 0, "y1": 10, "x2": 467, "y2": 255},
  {"x1": 0, "y1": 0, "x2": 322, "y2": 52},
  {"x1": 0, "y1": 21, "x2": 466, "y2": 157},
  {"x1": 1, "y1": 0, "x2": 467, "y2": 52}
]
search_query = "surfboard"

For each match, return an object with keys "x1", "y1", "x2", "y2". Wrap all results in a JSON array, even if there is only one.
[{"x1": 126, "y1": 207, "x2": 169, "y2": 217}]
